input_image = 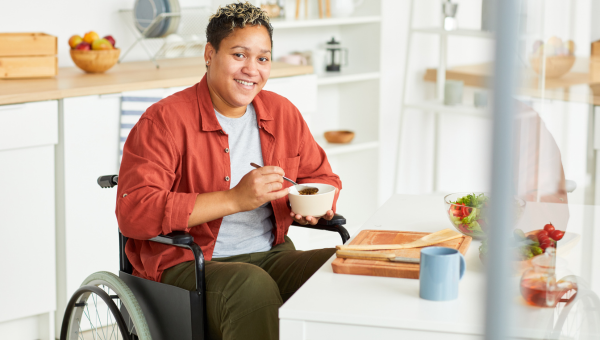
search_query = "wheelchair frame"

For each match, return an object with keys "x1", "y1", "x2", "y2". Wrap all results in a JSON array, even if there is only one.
[{"x1": 94, "y1": 174, "x2": 350, "y2": 340}]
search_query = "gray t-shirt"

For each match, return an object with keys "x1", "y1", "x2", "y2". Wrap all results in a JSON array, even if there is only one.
[{"x1": 212, "y1": 103, "x2": 274, "y2": 258}]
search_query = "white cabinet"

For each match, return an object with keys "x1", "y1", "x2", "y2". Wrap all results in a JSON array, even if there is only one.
[
  {"x1": 0, "y1": 100, "x2": 58, "y2": 340},
  {"x1": 55, "y1": 94, "x2": 122, "y2": 337}
]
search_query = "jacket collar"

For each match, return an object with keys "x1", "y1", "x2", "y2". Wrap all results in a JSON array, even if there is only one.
[{"x1": 197, "y1": 75, "x2": 273, "y2": 132}]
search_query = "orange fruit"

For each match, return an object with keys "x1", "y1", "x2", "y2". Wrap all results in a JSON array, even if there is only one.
[{"x1": 83, "y1": 31, "x2": 100, "y2": 44}]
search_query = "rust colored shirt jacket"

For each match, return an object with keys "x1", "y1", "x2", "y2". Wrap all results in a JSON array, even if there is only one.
[{"x1": 116, "y1": 76, "x2": 342, "y2": 281}]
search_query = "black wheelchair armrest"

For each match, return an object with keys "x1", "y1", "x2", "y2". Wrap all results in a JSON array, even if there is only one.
[
  {"x1": 291, "y1": 214, "x2": 350, "y2": 244},
  {"x1": 149, "y1": 230, "x2": 195, "y2": 246},
  {"x1": 148, "y1": 231, "x2": 205, "y2": 296}
]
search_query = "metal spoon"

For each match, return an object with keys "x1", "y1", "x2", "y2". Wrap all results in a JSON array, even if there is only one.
[{"x1": 250, "y1": 162, "x2": 319, "y2": 195}]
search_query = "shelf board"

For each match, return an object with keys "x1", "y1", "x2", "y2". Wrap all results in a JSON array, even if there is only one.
[
  {"x1": 270, "y1": 16, "x2": 381, "y2": 29},
  {"x1": 315, "y1": 136, "x2": 379, "y2": 156},
  {"x1": 317, "y1": 71, "x2": 380, "y2": 85},
  {"x1": 412, "y1": 27, "x2": 494, "y2": 39},
  {"x1": 403, "y1": 101, "x2": 490, "y2": 118}
]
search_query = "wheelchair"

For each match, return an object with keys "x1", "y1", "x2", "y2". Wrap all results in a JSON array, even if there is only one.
[{"x1": 59, "y1": 174, "x2": 350, "y2": 340}]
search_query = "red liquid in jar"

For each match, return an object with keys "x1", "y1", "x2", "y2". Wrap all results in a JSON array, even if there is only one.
[{"x1": 520, "y1": 278, "x2": 574, "y2": 308}]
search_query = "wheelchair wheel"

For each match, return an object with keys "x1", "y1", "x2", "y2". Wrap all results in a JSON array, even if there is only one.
[{"x1": 61, "y1": 271, "x2": 151, "y2": 340}]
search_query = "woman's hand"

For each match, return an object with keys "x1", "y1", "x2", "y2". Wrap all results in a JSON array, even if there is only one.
[
  {"x1": 290, "y1": 210, "x2": 334, "y2": 225},
  {"x1": 231, "y1": 166, "x2": 288, "y2": 212}
]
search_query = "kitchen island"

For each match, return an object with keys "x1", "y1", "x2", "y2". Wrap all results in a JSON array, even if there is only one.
[{"x1": 279, "y1": 194, "x2": 600, "y2": 339}]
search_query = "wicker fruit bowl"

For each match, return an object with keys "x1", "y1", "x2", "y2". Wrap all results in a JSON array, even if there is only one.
[
  {"x1": 70, "y1": 49, "x2": 120, "y2": 73},
  {"x1": 530, "y1": 55, "x2": 575, "y2": 79}
]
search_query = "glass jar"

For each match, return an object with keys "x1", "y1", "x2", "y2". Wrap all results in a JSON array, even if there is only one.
[{"x1": 520, "y1": 248, "x2": 576, "y2": 308}]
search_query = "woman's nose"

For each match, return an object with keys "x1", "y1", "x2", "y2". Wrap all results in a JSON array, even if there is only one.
[{"x1": 242, "y1": 60, "x2": 259, "y2": 76}]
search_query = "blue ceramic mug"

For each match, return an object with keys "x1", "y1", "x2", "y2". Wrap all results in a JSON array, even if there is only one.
[{"x1": 419, "y1": 247, "x2": 466, "y2": 301}]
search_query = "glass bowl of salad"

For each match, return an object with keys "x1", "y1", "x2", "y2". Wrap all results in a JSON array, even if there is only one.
[
  {"x1": 444, "y1": 192, "x2": 525, "y2": 240},
  {"x1": 444, "y1": 192, "x2": 489, "y2": 239}
]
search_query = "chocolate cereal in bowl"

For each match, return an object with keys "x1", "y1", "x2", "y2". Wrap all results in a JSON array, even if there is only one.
[{"x1": 288, "y1": 183, "x2": 336, "y2": 218}]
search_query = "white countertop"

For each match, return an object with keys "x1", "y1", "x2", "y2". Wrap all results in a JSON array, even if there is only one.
[{"x1": 279, "y1": 194, "x2": 600, "y2": 339}]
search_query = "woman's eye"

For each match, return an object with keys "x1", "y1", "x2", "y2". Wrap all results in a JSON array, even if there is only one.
[
  {"x1": 234, "y1": 53, "x2": 244, "y2": 58},
  {"x1": 259, "y1": 57, "x2": 269, "y2": 62}
]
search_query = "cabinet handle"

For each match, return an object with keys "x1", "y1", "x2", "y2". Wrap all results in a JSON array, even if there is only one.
[{"x1": 0, "y1": 103, "x2": 26, "y2": 111}]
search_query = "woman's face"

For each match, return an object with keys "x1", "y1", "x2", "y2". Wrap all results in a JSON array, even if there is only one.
[{"x1": 205, "y1": 25, "x2": 272, "y2": 110}]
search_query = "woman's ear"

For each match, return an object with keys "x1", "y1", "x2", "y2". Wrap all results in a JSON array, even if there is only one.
[{"x1": 204, "y1": 42, "x2": 215, "y2": 66}]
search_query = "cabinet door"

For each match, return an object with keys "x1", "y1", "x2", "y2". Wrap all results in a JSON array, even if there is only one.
[
  {"x1": 0, "y1": 101, "x2": 58, "y2": 323},
  {"x1": 56, "y1": 94, "x2": 121, "y2": 330}
]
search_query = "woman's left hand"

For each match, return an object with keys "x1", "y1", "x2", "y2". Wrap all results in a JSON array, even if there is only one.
[{"x1": 290, "y1": 210, "x2": 334, "y2": 225}]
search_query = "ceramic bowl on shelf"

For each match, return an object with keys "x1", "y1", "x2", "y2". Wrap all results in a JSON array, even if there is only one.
[
  {"x1": 323, "y1": 130, "x2": 355, "y2": 144},
  {"x1": 530, "y1": 55, "x2": 575, "y2": 78},
  {"x1": 288, "y1": 183, "x2": 336, "y2": 218},
  {"x1": 70, "y1": 49, "x2": 121, "y2": 73}
]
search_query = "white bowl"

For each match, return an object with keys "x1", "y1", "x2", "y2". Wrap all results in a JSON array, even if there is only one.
[{"x1": 288, "y1": 183, "x2": 336, "y2": 218}]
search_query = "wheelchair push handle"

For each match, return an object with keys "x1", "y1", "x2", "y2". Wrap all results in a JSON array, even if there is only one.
[{"x1": 98, "y1": 175, "x2": 119, "y2": 188}]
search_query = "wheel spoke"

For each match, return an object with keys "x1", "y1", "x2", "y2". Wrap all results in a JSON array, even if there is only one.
[{"x1": 83, "y1": 304, "x2": 97, "y2": 340}]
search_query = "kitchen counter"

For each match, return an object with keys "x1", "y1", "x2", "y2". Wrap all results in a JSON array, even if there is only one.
[{"x1": 0, "y1": 58, "x2": 313, "y2": 105}]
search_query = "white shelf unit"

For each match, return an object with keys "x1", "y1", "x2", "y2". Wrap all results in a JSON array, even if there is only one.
[
  {"x1": 317, "y1": 70, "x2": 380, "y2": 85},
  {"x1": 270, "y1": 15, "x2": 381, "y2": 29},
  {"x1": 394, "y1": 0, "x2": 496, "y2": 194},
  {"x1": 412, "y1": 27, "x2": 494, "y2": 39},
  {"x1": 271, "y1": 1, "x2": 382, "y2": 244}
]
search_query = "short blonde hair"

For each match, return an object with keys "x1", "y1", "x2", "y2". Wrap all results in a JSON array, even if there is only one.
[{"x1": 206, "y1": 1, "x2": 273, "y2": 51}]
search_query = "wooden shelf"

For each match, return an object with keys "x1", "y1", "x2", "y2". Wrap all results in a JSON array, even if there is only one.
[
  {"x1": 315, "y1": 136, "x2": 379, "y2": 156},
  {"x1": 412, "y1": 27, "x2": 494, "y2": 39},
  {"x1": 317, "y1": 71, "x2": 380, "y2": 85},
  {"x1": 404, "y1": 100, "x2": 490, "y2": 118},
  {"x1": 270, "y1": 16, "x2": 381, "y2": 29}
]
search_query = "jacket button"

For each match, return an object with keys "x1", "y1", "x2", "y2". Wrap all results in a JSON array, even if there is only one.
[
  {"x1": 225, "y1": 176, "x2": 230, "y2": 181},
  {"x1": 225, "y1": 148, "x2": 229, "y2": 153},
  {"x1": 122, "y1": 193, "x2": 127, "y2": 197}
]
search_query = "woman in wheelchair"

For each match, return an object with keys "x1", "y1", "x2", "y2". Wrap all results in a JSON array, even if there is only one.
[{"x1": 113, "y1": 2, "x2": 341, "y2": 340}]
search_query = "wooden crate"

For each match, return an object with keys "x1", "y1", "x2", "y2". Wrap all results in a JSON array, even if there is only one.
[
  {"x1": 592, "y1": 40, "x2": 600, "y2": 57},
  {"x1": 0, "y1": 33, "x2": 57, "y2": 57},
  {"x1": 591, "y1": 56, "x2": 600, "y2": 83},
  {"x1": 0, "y1": 33, "x2": 57, "y2": 79},
  {"x1": 0, "y1": 56, "x2": 58, "y2": 79}
]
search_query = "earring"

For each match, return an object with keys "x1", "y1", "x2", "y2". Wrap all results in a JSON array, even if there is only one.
[{"x1": 206, "y1": 60, "x2": 210, "y2": 65}]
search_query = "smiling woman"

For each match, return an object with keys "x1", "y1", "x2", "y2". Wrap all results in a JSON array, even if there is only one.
[{"x1": 204, "y1": 2, "x2": 274, "y2": 118}]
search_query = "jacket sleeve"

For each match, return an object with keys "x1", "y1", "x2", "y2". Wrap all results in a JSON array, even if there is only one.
[
  {"x1": 116, "y1": 117, "x2": 198, "y2": 239},
  {"x1": 296, "y1": 113, "x2": 343, "y2": 212}
]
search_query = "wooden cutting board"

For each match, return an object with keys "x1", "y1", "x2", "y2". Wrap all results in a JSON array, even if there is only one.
[{"x1": 331, "y1": 230, "x2": 472, "y2": 279}]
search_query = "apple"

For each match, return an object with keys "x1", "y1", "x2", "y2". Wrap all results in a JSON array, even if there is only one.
[
  {"x1": 91, "y1": 38, "x2": 113, "y2": 50},
  {"x1": 103, "y1": 35, "x2": 116, "y2": 47},
  {"x1": 75, "y1": 42, "x2": 91, "y2": 51},
  {"x1": 68, "y1": 35, "x2": 83, "y2": 49},
  {"x1": 83, "y1": 31, "x2": 100, "y2": 44}
]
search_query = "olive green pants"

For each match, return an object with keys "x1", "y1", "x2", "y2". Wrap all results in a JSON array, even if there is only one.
[{"x1": 161, "y1": 236, "x2": 336, "y2": 340}]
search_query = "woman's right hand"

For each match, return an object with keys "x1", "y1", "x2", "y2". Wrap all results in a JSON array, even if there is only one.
[{"x1": 231, "y1": 166, "x2": 289, "y2": 212}]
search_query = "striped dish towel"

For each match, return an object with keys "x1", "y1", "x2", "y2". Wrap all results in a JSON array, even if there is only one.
[
  {"x1": 119, "y1": 89, "x2": 164, "y2": 165},
  {"x1": 119, "y1": 87, "x2": 189, "y2": 165}
]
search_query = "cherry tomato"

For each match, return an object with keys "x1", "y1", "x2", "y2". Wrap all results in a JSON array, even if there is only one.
[
  {"x1": 462, "y1": 206, "x2": 473, "y2": 216},
  {"x1": 537, "y1": 230, "x2": 548, "y2": 238},
  {"x1": 549, "y1": 230, "x2": 565, "y2": 241},
  {"x1": 540, "y1": 240, "x2": 551, "y2": 249},
  {"x1": 544, "y1": 223, "x2": 555, "y2": 232}
]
